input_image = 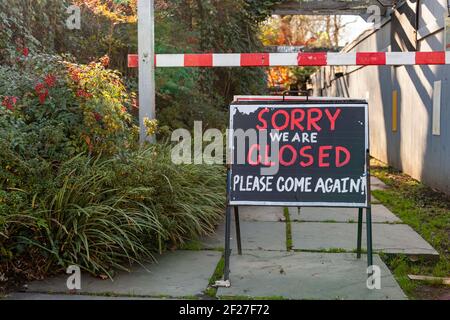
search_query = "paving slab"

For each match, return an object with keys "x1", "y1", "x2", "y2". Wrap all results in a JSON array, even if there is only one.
[
  {"x1": 3, "y1": 292, "x2": 162, "y2": 300},
  {"x1": 371, "y1": 194, "x2": 381, "y2": 203},
  {"x1": 288, "y1": 205, "x2": 402, "y2": 223},
  {"x1": 201, "y1": 221, "x2": 286, "y2": 251},
  {"x1": 21, "y1": 251, "x2": 221, "y2": 298},
  {"x1": 238, "y1": 206, "x2": 285, "y2": 222},
  {"x1": 291, "y1": 222, "x2": 438, "y2": 256},
  {"x1": 217, "y1": 251, "x2": 406, "y2": 300},
  {"x1": 371, "y1": 176, "x2": 389, "y2": 191}
]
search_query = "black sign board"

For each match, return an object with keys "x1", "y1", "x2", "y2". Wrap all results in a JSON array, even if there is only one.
[{"x1": 229, "y1": 100, "x2": 369, "y2": 207}]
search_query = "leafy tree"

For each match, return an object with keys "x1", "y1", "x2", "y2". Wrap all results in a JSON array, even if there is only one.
[
  {"x1": 1, "y1": 0, "x2": 284, "y2": 130},
  {"x1": 259, "y1": 13, "x2": 351, "y2": 92}
]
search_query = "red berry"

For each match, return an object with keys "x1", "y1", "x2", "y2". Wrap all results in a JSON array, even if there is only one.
[
  {"x1": 2, "y1": 96, "x2": 14, "y2": 111},
  {"x1": 35, "y1": 83, "x2": 45, "y2": 94},
  {"x1": 44, "y1": 74, "x2": 56, "y2": 87},
  {"x1": 39, "y1": 93, "x2": 47, "y2": 104},
  {"x1": 93, "y1": 112, "x2": 102, "y2": 122}
]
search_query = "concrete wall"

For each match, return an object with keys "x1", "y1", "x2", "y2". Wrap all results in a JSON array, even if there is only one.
[{"x1": 311, "y1": 0, "x2": 450, "y2": 194}]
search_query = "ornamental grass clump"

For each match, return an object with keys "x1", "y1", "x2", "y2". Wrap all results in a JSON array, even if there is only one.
[{"x1": 2, "y1": 145, "x2": 225, "y2": 279}]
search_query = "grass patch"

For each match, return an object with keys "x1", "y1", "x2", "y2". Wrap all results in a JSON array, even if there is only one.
[
  {"x1": 371, "y1": 159, "x2": 450, "y2": 299},
  {"x1": 352, "y1": 248, "x2": 367, "y2": 254},
  {"x1": 180, "y1": 240, "x2": 204, "y2": 251},
  {"x1": 284, "y1": 208, "x2": 293, "y2": 251},
  {"x1": 293, "y1": 248, "x2": 350, "y2": 254},
  {"x1": 180, "y1": 295, "x2": 201, "y2": 300},
  {"x1": 179, "y1": 240, "x2": 223, "y2": 252},
  {"x1": 204, "y1": 256, "x2": 225, "y2": 298},
  {"x1": 321, "y1": 248, "x2": 348, "y2": 253}
]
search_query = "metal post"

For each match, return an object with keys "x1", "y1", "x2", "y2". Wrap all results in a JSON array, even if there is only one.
[
  {"x1": 138, "y1": 0, "x2": 156, "y2": 143},
  {"x1": 224, "y1": 205, "x2": 232, "y2": 281},
  {"x1": 364, "y1": 96, "x2": 374, "y2": 276},
  {"x1": 223, "y1": 168, "x2": 232, "y2": 282},
  {"x1": 234, "y1": 206, "x2": 242, "y2": 255},
  {"x1": 365, "y1": 145, "x2": 373, "y2": 273},
  {"x1": 366, "y1": 206, "x2": 373, "y2": 269},
  {"x1": 357, "y1": 207, "x2": 363, "y2": 259},
  {"x1": 367, "y1": 206, "x2": 375, "y2": 286}
]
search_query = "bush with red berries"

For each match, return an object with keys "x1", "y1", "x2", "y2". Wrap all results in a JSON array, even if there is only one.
[{"x1": 0, "y1": 52, "x2": 137, "y2": 161}]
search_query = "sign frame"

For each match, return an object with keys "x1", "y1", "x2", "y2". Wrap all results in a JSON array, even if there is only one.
[
  {"x1": 222, "y1": 96, "x2": 374, "y2": 285},
  {"x1": 228, "y1": 101, "x2": 369, "y2": 208}
]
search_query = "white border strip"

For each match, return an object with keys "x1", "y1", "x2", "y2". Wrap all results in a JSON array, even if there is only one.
[{"x1": 229, "y1": 201, "x2": 367, "y2": 207}]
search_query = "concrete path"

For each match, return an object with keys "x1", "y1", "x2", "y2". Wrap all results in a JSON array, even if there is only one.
[
  {"x1": 5, "y1": 176, "x2": 437, "y2": 300},
  {"x1": 290, "y1": 222, "x2": 438, "y2": 255},
  {"x1": 3, "y1": 292, "x2": 164, "y2": 300},
  {"x1": 201, "y1": 220, "x2": 286, "y2": 251},
  {"x1": 202, "y1": 204, "x2": 437, "y2": 256},
  {"x1": 8, "y1": 251, "x2": 221, "y2": 299},
  {"x1": 371, "y1": 176, "x2": 389, "y2": 190},
  {"x1": 238, "y1": 206, "x2": 286, "y2": 222},
  {"x1": 217, "y1": 251, "x2": 406, "y2": 300},
  {"x1": 289, "y1": 205, "x2": 401, "y2": 223}
]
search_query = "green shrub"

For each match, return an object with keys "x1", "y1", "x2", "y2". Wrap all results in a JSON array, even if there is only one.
[{"x1": 0, "y1": 53, "x2": 136, "y2": 161}]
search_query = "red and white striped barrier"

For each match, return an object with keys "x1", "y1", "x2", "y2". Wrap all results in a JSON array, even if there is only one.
[{"x1": 128, "y1": 52, "x2": 450, "y2": 68}]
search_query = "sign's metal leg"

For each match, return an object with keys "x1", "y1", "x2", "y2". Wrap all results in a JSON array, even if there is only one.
[
  {"x1": 216, "y1": 162, "x2": 233, "y2": 288},
  {"x1": 357, "y1": 207, "x2": 363, "y2": 259},
  {"x1": 223, "y1": 204, "x2": 232, "y2": 282},
  {"x1": 365, "y1": 146, "x2": 373, "y2": 276},
  {"x1": 234, "y1": 206, "x2": 242, "y2": 255},
  {"x1": 366, "y1": 206, "x2": 373, "y2": 269}
]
